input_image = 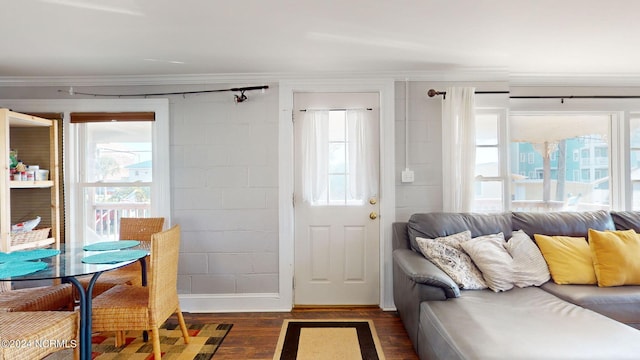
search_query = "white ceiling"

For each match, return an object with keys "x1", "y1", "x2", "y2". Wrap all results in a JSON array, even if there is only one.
[{"x1": 2, "y1": 0, "x2": 640, "y2": 80}]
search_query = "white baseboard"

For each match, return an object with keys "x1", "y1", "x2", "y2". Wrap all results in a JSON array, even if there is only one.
[
  {"x1": 179, "y1": 293, "x2": 292, "y2": 313},
  {"x1": 179, "y1": 293, "x2": 397, "y2": 313}
]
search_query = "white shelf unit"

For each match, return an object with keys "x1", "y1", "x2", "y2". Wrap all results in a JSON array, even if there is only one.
[{"x1": 0, "y1": 109, "x2": 60, "y2": 252}]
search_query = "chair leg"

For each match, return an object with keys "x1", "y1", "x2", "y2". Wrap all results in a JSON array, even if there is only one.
[
  {"x1": 116, "y1": 331, "x2": 125, "y2": 347},
  {"x1": 152, "y1": 328, "x2": 162, "y2": 360},
  {"x1": 176, "y1": 307, "x2": 190, "y2": 344}
]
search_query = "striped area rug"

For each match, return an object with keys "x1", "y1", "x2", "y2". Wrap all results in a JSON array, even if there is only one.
[{"x1": 273, "y1": 319, "x2": 385, "y2": 360}]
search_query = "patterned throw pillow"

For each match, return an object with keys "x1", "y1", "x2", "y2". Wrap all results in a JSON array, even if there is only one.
[
  {"x1": 505, "y1": 230, "x2": 550, "y2": 287},
  {"x1": 416, "y1": 231, "x2": 487, "y2": 290},
  {"x1": 461, "y1": 233, "x2": 514, "y2": 292}
]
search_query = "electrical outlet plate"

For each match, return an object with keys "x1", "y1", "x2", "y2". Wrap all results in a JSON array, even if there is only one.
[{"x1": 401, "y1": 169, "x2": 414, "y2": 183}]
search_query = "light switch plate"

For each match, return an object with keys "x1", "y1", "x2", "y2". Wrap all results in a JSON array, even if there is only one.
[{"x1": 401, "y1": 169, "x2": 415, "y2": 183}]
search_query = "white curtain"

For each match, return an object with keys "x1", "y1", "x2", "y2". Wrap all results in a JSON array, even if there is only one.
[
  {"x1": 347, "y1": 109, "x2": 378, "y2": 201},
  {"x1": 301, "y1": 110, "x2": 329, "y2": 204},
  {"x1": 442, "y1": 87, "x2": 476, "y2": 212},
  {"x1": 301, "y1": 109, "x2": 378, "y2": 204}
]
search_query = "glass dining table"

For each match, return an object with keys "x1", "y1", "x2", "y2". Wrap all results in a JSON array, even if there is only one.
[{"x1": 0, "y1": 243, "x2": 149, "y2": 360}]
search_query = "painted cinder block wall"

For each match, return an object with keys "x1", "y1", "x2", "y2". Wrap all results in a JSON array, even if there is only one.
[{"x1": 169, "y1": 85, "x2": 280, "y2": 294}]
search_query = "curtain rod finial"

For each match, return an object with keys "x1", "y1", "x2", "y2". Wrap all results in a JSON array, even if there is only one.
[{"x1": 427, "y1": 89, "x2": 440, "y2": 97}]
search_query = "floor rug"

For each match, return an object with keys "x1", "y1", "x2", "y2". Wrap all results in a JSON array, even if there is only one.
[
  {"x1": 273, "y1": 319, "x2": 385, "y2": 360},
  {"x1": 89, "y1": 322, "x2": 233, "y2": 359}
]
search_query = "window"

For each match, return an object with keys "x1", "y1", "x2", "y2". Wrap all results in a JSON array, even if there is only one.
[
  {"x1": 301, "y1": 109, "x2": 378, "y2": 206},
  {"x1": 70, "y1": 110, "x2": 169, "y2": 242},
  {"x1": 510, "y1": 114, "x2": 610, "y2": 212},
  {"x1": 472, "y1": 111, "x2": 507, "y2": 212},
  {"x1": 630, "y1": 117, "x2": 640, "y2": 209}
]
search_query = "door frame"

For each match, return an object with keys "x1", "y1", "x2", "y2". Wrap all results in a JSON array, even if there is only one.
[{"x1": 278, "y1": 79, "x2": 396, "y2": 310}]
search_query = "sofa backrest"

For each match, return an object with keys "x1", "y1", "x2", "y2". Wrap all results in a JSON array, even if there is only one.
[
  {"x1": 513, "y1": 210, "x2": 615, "y2": 238},
  {"x1": 406, "y1": 212, "x2": 512, "y2": 253},
  {"x1": 610, "y1": 211, "x2": 640, "y2": 232},
  {"x1": 394, "y1": 210, "x2": 621, "y2": 252}
]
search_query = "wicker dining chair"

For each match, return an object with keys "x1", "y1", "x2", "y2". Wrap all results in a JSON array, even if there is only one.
[
  {"x1": 91, "y1": 224, "x2": 189, "y2": 360},
  {"x1": 0, "y1": 283, "x2": 74, "y2": 312},
  {"x1": 0, "y1": 310, "x2": 79, "y2": 360},
  {"x1": 77, "y1": 217, "x2": 165, "y2": 298}
]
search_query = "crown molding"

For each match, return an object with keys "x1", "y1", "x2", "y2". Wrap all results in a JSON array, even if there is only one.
[
  {"x1": 3, "y1": 69, "x2": 640, "y2": 88},
  {"x1": 0, "y1": 68, "x2": 509, "y2": 87},
  {"x1": 510, "y1": 73, "x2": 640, "y2": 87}
]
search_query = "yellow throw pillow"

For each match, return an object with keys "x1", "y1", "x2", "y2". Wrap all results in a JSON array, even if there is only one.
[
  {"x1": 588, "y1": 229, "x2": 640, "y2": 287},
  {"x1": 533, "y1": 234, "x2": 596, "y2": 285}
]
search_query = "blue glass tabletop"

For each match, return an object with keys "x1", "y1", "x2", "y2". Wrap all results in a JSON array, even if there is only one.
[{"x1": 0, "y1": 243, "x2": 150, "y2": 281}]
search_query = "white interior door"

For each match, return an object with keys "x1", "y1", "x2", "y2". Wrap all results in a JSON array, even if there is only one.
[{"x1": 293, "y1": 92, "x2": 380, "y2": 306}]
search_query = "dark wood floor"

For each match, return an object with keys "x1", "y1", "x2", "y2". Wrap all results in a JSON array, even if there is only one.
[{"x1": 181, "y1": 307, "x2": 419, "y2": 359}]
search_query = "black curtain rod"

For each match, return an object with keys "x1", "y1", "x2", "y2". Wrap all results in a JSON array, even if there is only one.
[
  {"x1": 427, "y1": 89, "x2": 640, "y2": 100},
  {"x1": 299, "y1": 108, "x2": 373, "y2": 112}
]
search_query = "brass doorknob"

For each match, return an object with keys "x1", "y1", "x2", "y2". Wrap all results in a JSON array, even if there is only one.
[{"x1": 369, "y1": 212, "x2": 378, "y2": 220}]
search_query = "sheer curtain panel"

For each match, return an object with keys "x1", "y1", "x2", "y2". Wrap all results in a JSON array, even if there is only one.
[
  {"x1": 347, "y1": 109, "x2": 378, "y2": 201},
  {"x1": 442, "y1": 87, "x2": 476, "y2": 212},
  {"x1": 302, "y1": 110, "x2": 329, "y2": 204}
]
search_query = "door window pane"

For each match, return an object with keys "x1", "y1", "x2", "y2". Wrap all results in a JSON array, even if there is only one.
[
  {"x1": 328, "y1": 174, "x2": 346, "y2": 203},
  {"x1": 328, "y1": 112, "x2": 345, "y2": 142},
  {"x1": 328, "y1": 143, "x2": 346, "y2": 173}
]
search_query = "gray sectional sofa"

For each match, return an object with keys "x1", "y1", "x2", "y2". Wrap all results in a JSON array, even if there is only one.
[{"x1": 392, "y1": 211, "x2": 640, "y2": 360}]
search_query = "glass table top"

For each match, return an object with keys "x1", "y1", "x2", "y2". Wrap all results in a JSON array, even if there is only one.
[{"x1": 0, "y1": 242, "x2": 150, "y2": 281}]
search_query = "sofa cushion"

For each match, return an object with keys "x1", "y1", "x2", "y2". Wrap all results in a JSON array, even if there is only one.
[
  {"x1": 513, "y1": 210, "x2": 615, "y2": 238},
  {"x1": 416, "y1": 231, "x2": 487, "y2": 290},
  {"x1": 418, "y1": 287, "x2": 640, "y2": 360},
  {"x1": 588, "y1": 228, "x2": 640, "y2": 286},
  {"x1": 460, "y1": 233, "x2": 514, "y2": 292},
  {"x1": 408, "y1": 212, "x2": 512, "y2": 253},
  {"x1": 541, "y1": 282, "x2": 640, "y2": 329},
  {"x1": 610, "y1": 211, "x2": 640, "y2": 232},
  {"x1": 505, "y1": 230, "x2": 550, "y2": 287},
  {"x1": 534, "y1": 234, "x2": 597, "y2": 285}
]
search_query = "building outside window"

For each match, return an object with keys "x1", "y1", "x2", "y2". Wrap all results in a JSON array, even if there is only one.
[{"x1": 470, "y1": 112, "x2": 612, "y2": 213}]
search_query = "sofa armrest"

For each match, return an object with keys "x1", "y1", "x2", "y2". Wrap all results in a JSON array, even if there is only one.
[
  {"x1": 392, "y1": 248, "x2": 460, "y2": 351},
  {"x1": 393, "y1": 248, "x2": 460, "y2": 298}
]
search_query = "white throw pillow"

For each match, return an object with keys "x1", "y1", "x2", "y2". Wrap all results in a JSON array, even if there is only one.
[
  {"x1": 505, "y1": 230, "x2": 551, "y2": 287},
  {"x1": 461, "y1": 233, "x2": 514, "y2": 292},
  {"x1": 416, "y1": 230, "x2": 487, "y2": 290}
]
